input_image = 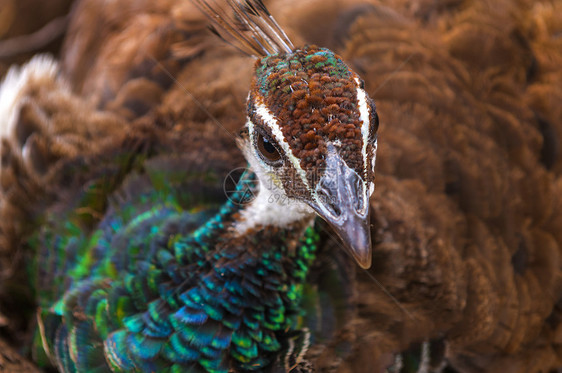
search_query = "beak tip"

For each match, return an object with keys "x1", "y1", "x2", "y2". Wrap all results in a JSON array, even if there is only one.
[
  {"x1": 350, "y1": 243, "x2": 372, "y2": 269},
  {"x1": 317, "y1": 214, "x2": 373, "y2": 270},
  {"x1": 357, "y1": 254, "x2": 372, "y2": 269}
]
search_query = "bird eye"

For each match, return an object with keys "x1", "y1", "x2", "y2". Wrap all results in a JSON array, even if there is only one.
[{"x1": 256, "y1": 131, "x2": 282, "y2": 165}]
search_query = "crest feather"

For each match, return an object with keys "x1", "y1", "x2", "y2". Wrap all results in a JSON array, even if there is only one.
[{"x1": 191, "y1": 0, "x2": 294, "y2": 56}]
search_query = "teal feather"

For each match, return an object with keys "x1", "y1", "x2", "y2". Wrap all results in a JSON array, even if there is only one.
[{"x1": 29, "y1": 159, "x2": 333, "y2": 372}]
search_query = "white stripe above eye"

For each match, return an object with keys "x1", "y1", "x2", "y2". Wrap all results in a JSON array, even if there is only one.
[
  {"x1": 354, "y1": 77, "x2": 371, "y2": 176},
  {"x1": 253, "y1": 100, "x2": 311, "y2": 189}
]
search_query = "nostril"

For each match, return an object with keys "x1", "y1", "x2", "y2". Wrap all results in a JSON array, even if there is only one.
[
  {"x1": 327, "y1": 198, "x2": 341, "y2": 217},
  {"x1": 316, "y1": 178, "x2": 342, "y2": 218},
  {"x1": 317, "y1": 188, "x2": 341, "y2": 218}
]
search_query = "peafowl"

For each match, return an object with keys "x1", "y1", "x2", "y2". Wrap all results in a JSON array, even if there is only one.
[
  {"x1": 1, "y1": 0, "x2": 379, "y2": 372},
  {"x1": 1, "y1": 0, "x2": 562, "y2": 372}
]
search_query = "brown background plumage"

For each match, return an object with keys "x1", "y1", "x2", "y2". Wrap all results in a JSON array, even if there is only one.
[{"x1": 0, "y1": 0, "x2": 561, "y2": 372}]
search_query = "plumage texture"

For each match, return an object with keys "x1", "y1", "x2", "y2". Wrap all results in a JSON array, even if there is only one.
[
  {"x1": 250, "y1": 45, "x2": 376, "y2": 175},
  {"x1": 0, "y1": 337, "x2": 41, "y2": 372},
  {"x1": 31, "y1": 162, "x2": 324, "y2": 372},
  {"x1": 0, "y1": 0, "x2": 72, "y2": 77},
  {"x1": 191, "y1": 0, "x2": 294, "y2": 56},
  {"x1": 0, "y1": 0, "x2": 561, "y2": 372}
]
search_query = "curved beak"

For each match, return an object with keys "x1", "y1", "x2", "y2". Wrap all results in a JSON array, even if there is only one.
[{"x1": 308, "y1": 148, "x2": 372, "y2": 269}]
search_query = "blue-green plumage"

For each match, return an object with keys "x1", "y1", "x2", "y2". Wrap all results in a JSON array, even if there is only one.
[
  {"x1": 31, "y1": 163, "x2": 324, "y2": 372},
  {"x1": 19, "y1": 1, "x2": 380, "y2": 371}
]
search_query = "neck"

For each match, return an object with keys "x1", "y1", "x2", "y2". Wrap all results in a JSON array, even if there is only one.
[
  {"x1": 161, "y1": 171, "x2": 321, "y2": 370},
  {"x1": 102, "y1": 181, "x2": 321, "y2": 372},
  {"x1": 38, "y1": 170, "x2": 322, "y2": 373},
  {"x1": 183, "y1": 223, "x2": 320, "y2": 371},
  {"x1": 233, "y1": 178, "x2": 315, "y2": 234},
  {"x1": 231, "y1": 156, "x2": 316, "y2": 234}
]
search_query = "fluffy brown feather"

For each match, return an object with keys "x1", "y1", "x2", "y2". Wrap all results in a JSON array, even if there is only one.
[{"x1": 0, "y1": 0, "x2": 561, "y2": 372}]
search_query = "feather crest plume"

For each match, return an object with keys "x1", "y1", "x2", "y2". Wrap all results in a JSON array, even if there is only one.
[{"x1": 191, "y1": 0, "x2": 294, "y2": 56}]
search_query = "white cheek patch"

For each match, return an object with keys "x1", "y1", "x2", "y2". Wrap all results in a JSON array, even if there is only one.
[
  {"x1": 235, "y1": 105, "x2": 316, "y2": 233},
  {"x1": 234, "y1": 139, "x2": 314, "y2": 234}
]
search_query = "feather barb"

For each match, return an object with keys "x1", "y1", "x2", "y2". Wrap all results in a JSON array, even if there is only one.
[{"x1": 191, "y1": 0, "x2": 294, "y2": 57}]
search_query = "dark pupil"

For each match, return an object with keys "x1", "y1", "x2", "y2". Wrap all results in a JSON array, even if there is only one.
[
  {"x1": 257, "y1": 132, "x2": 281, "y2": 163},
  {"x1": 262, "y1": 137, "x2": 276, "y2": 154}
]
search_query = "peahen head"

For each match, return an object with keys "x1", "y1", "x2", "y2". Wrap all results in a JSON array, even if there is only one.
[
  {"x1": 194, "y1": 0, "x2": 379, "y2": 268},
  {"x1": 236, "y1": 46, "x2": 378, "y2": 268}
]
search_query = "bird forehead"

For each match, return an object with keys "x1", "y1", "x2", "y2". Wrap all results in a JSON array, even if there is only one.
[
  {"x1": 251, "y1": 45, "x2": 365, "y2": 175},
  {"x1": 254, "y1": 46, "x2": 352, "y2": 90}
]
